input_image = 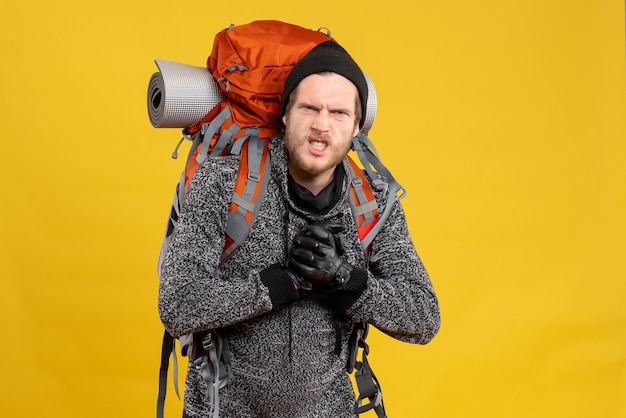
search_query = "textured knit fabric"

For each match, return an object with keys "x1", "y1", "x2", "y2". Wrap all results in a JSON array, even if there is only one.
[{"x1": 159, "y1": 137, "x2": 440, "y2": 418}]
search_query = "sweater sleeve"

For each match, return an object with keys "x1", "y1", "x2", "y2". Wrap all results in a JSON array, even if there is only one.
[
  {"x1": 325, "y1": 267, "x2": 368, "y2": 310},
  {"x1": 343, "y1": 197, "x2": 441, "y2": 345},
  {"x1": 259, "y1": 263, "x2": 299, "y2": 307},
  {"x1": 158, "y1": 159, "x2": 293, "y2": 338}
]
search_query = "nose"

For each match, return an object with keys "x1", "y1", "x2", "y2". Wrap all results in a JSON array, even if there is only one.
[{"x1": 311, "y1": 110, "x2": 330, "y2": 133}]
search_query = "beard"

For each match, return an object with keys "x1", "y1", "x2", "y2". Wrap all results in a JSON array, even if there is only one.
[{"x1": 283, "y1": 129, "x2": 351, "y2": 177}]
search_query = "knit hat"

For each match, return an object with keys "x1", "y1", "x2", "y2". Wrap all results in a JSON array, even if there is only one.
[{"x1": 281, "y1": 40, "x2": 368, "y2": 128}]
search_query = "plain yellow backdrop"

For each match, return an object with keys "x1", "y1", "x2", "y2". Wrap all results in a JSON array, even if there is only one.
[{"x1": 1, "y1": 1, "x2": 624, "y2": 417}]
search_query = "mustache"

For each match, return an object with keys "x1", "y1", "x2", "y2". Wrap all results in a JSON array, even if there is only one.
[{"x1": 308, "y1": 133, "x2": 331, "y2": 142}]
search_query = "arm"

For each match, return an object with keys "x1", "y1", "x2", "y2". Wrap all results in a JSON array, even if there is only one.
[
  {"x1": 329, "y1": 198, "x2": 440, "y2": 345},
  {"x1": 158, "y1": 159, "x2": 298, "y2": 338}
]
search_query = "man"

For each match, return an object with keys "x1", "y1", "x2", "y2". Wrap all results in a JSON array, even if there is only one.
[{"x1": 159, "y1": 40, "x2": 440, "y2": 418}]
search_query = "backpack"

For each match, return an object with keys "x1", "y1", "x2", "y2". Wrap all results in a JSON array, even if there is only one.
[{"x1": 148, "y1": 20, "x2": 406, "y2": 418}]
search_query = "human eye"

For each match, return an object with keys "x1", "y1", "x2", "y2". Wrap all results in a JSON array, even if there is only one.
[
  {"x1": 331, "y1": 109, "x2": 351, "y2": 119},
  {"x1": 299, "y1": 104, "x2": 318, "y2": 114}
]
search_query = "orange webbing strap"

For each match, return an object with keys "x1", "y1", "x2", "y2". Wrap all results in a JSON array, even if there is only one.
[{"x1": 221, "y1": 135, "x2": 271, "y2": 263}]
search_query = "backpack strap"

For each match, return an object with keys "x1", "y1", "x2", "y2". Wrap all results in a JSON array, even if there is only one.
[
  {"x1": 195, "y1": 106, "x2": 232, "y2": 164},
  {"x1": 156, "y1": 131, "x2": 268, "y2": 418},
  {"x1": 347, "y1": 131, "x2": 406, "y2": 418},
  {"x1": 156, "y1": 330, "x2": 183, "y2": 418},
  {"x1": 190, "y1": 331, "x2": 232, "y2": 418},
  {"x1": 351, "y1": 131, "x2": 407, "y2": 251},
  {"x1": 346, "y1": 156, "x2": 379, "y2": 253},
  {"x1": 348, "y1": 322, "x2": 387, "y2": 418},
  {"x1": 186, "y1": 136, "x2": 268, "y2": 417},
  {"x1": 156, "y1": 330, "x2": 174, "y2": 418},
  {"x1": 221, "y1": 134, "x2": 271, "y2": 262}
]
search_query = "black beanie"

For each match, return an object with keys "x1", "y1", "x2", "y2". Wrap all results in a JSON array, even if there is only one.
[{"x1": 281, "y1": 40, "x2": 368, "y2": 129}]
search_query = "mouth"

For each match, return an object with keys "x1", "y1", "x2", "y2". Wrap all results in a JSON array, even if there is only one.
[
  {"x1": 310, "y1": 140, "x2": 327, "y2": 150},
  {"x1": 308, "y1": 137, "x2": 329, "y2": 155}
]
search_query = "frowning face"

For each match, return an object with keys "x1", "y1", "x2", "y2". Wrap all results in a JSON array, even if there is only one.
[{"x1": 282, "y1": 72, "x2": 360, "y2": 195}]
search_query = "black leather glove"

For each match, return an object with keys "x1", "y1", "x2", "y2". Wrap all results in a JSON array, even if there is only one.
[{"x1": 289, "y1": 220, "x2": 353, "y2": 292}]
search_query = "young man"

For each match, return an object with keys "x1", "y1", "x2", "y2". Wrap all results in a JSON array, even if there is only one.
[{"x1": 159, "y1": 41, "x2": 440, "y2": 418}]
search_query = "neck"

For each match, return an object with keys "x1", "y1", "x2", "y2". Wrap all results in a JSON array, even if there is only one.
[{"x1": 287, "y1": 165, "x2": 334, "y2": 196}]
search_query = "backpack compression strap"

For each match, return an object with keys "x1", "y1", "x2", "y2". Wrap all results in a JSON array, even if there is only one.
[
  {"x1": 354, "y1": 330, "x2": 386, "y2": 417},
  {"x1": 346, "y1": 156, "x2": 379, "y2": 252},
  {"x1": 156, "y1": 330, "x2": 183, "y2": 418},
  {"x1": 190, "y1": 331, "x2": 232, "y2": 418},
  {"x1": 351, "y1": 132, "x2": 407, "y2": 251},
  {"x1": 221, "y1": 133, "x2": 270, "y2": 262}
]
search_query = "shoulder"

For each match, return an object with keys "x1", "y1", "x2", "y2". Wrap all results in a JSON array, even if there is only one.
[
  {"x1": 186, "y1": 155, "x2": 241, "y2": 200},
  {"x1": 268, "y1": 135, "x2": 288, "y2": 164}
]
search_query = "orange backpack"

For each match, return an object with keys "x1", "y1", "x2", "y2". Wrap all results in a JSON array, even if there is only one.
[{"x1": 150, "y1": 20, "x2": 405, "y2": 418}]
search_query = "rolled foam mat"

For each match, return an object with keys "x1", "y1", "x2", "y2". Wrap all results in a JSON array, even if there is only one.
[
  {"x1": 361, "y1": 73, "x2": 377, "y2": 132},
  {"x1": 147, "y1": 59, "x2": 223, "y2": 128}
]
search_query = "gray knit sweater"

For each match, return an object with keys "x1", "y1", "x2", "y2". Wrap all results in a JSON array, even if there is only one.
[{"x1": 159, "y1": 137, "x2": 440, "y2": 418}]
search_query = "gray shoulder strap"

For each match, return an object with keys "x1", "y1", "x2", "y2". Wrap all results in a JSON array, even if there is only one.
[
  {"x1": 351, "y1": 132, "x2": 407, "y2": 250},
  {"x1": 195, "y1": 107, "x2": 232, "y2": 164},
  {"x1": 221, "y1": 134, "x2": 270, "y2": 262}
]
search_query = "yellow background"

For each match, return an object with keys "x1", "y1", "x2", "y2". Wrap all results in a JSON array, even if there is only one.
[{"x1": 1, "y1": 0, "x2": 624, "y2": 417}]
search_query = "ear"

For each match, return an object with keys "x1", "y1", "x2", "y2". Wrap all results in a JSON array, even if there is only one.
[
  {"x1": 282, "y1": 114, "x2": 288, "y2": 126},
  {"x1": 352, "y1": 124, "x2": 360, "y2": 138}
]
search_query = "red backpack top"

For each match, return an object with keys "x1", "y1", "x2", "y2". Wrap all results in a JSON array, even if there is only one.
[
  {"x1": 182, "y1": 21, "x2": 332, "y2": 187},
  {"x1": 155, "y1": 20, "x2": 398, "y2": 268}
]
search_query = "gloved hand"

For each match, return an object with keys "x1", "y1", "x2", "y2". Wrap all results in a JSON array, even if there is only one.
[{"x1": 289, "y1": 220, "x2": 353, "y2": 292}]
